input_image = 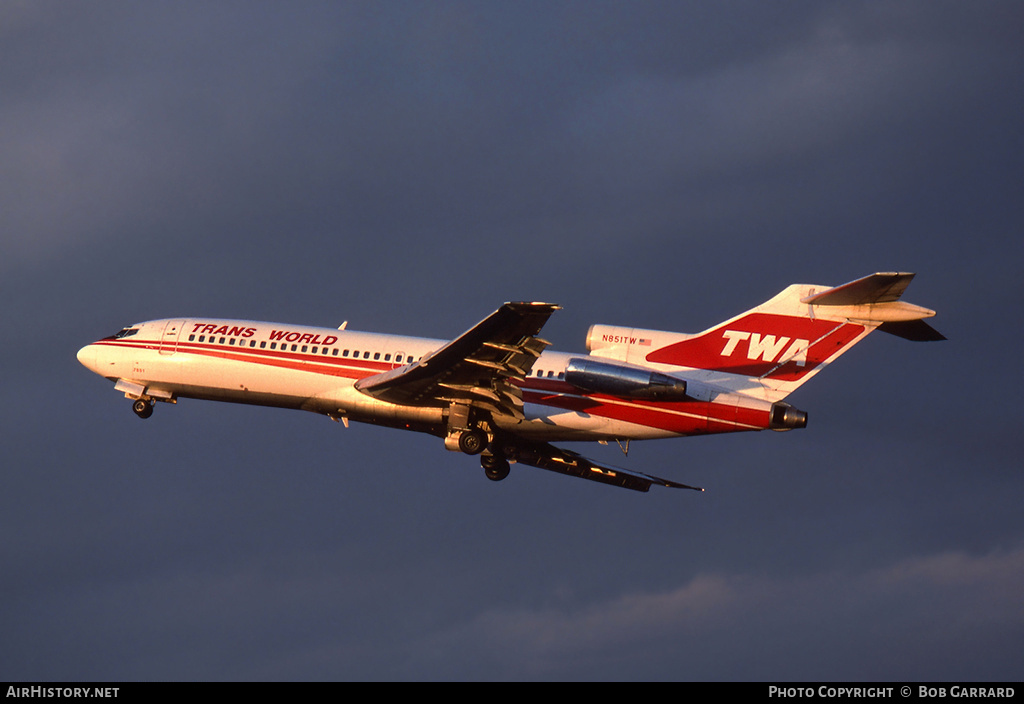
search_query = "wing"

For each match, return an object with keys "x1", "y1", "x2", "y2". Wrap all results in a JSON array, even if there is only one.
[
  {"x1": 354, "y1": 301, "x2": 559, "y2": 419},
  {"x1": 513, "y1": 442, "x2": 703, "y2": 493},
  {"x1": 354, "y1": 302, "x2": 699, "y2": 492}
]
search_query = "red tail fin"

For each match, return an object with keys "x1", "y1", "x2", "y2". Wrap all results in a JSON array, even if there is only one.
[
  {"x1": 646, "y1": 313, "x2": 867, "y2": 383},
  {"x1": 588, "y1": 273, "x2": 941, "y2": 403}
]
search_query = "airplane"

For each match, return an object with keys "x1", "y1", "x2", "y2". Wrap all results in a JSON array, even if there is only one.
[{"x1": 76, "y1": 272, "x2": 943, "y2": 493}]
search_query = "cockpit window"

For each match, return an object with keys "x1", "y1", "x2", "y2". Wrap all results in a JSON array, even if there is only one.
[{"x1": 112, "y1": 327, "x2": 140, "y2": 339}]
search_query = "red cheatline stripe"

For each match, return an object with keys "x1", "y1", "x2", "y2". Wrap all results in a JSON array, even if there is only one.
[
  {"x1": 95, "y1": 338, "x2": 389, "y2": 379},
  {"x1": 522, "y1": 389, "x2": 767, "y2": 434}
]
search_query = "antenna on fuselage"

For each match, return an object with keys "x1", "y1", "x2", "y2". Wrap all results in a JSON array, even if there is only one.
[{"x1": 338, "y1": 321, "x2": 348, "y2": 330}]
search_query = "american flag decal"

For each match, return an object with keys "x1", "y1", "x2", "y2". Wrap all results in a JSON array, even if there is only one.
[{"x1": 638, "y1": 338, "x2": 652, "y2": 346}]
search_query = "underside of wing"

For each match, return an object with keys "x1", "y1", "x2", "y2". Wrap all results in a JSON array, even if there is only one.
[
  {"x1": 354, "y1": 302, "x2": 559, "y2": 419},
  {"x1": 513, "y1": 442, "x2": 703, "y2": 493},
  {"x1": 877, "y1": 319, "x2": 947, "y2": 341}
]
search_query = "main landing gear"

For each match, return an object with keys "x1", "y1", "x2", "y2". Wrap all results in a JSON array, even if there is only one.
[
  {"x1": 446, "y1": 404, "x2": 513, "y2": 482},
  {"x1": 132, "y1": 398, "x2": 154, "y2": 419},
  {"x1": 456, "y1": 428, "x2": 487, "y2": 455},
  {"x1": 448, "y1": 427, "x2": 513, "y2": 482},
  {"x1": 473, "y1": 431, "x2": 515, "y2": 483},
  {"x1": 481, "y1": 453, "x2": 511, "y2": 482}
]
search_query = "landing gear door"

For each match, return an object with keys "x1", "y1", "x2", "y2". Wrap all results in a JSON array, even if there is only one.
[{"x1": 159, "y1": 319, "x2": 186, "y2": 355}]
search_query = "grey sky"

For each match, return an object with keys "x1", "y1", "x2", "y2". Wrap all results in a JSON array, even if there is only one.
[{"x1": 2, "y1": 1, "x2": 1022, "y2": 681}]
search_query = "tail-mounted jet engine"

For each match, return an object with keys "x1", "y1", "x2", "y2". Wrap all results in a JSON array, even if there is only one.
[
  {"x1": 769, "y1": 402, "x2": 808, "y2": 430},
  {"x1": 565, "y1": 358, "x2": 689, "y2": 401}
]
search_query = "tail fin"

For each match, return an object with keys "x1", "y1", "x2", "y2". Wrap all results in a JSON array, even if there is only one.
[{"x1": 642, "y1": 272, "x2": 942, "y2": 402}]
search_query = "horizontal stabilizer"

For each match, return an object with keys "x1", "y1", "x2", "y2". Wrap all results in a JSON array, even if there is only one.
[
  {"x1": 878, "y1": 319, "x2": 947, "y2": 341},
  {"x1": 801, "y1": 272, "x2": 916, "y2": 306},
  {"x1": 800, "y1": 271, "x2": 942, "y2": 334}
]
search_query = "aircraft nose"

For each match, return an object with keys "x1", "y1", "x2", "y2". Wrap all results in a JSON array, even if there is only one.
[{"x1": 77, "y1": 344, "x2": 96, "y2": 372}]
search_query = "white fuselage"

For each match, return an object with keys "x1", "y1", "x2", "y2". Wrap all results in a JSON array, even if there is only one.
[{"x1": 77, "y1": 317, "x2": 776, "y2": 443}]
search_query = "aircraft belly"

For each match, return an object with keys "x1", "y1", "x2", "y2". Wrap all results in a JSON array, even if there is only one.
[{"x1": 311, "y1": 384, "x2": 445, "y2": 427}]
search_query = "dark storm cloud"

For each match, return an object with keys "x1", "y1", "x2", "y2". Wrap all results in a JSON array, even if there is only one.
[
  {"x1": 407, "y1": 545, "x2": 1024, "y2": 680},
  {"x1": 2, "y1": 0, "x2": 1022, "y2": 681}
]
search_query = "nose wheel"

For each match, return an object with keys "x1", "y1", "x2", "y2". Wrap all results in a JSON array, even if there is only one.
[{"x1": 132, "y1": 399, "x2": 154, "y2": 419}]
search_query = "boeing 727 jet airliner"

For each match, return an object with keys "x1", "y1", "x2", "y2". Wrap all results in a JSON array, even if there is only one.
[{"x1": 77, "y1": 272, "x2": 943, "y2": 492}]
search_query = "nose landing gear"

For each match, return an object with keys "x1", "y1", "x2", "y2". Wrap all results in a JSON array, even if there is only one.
[{"x1": 132, "y1": 398, "x2": 154, "y2": 419}]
